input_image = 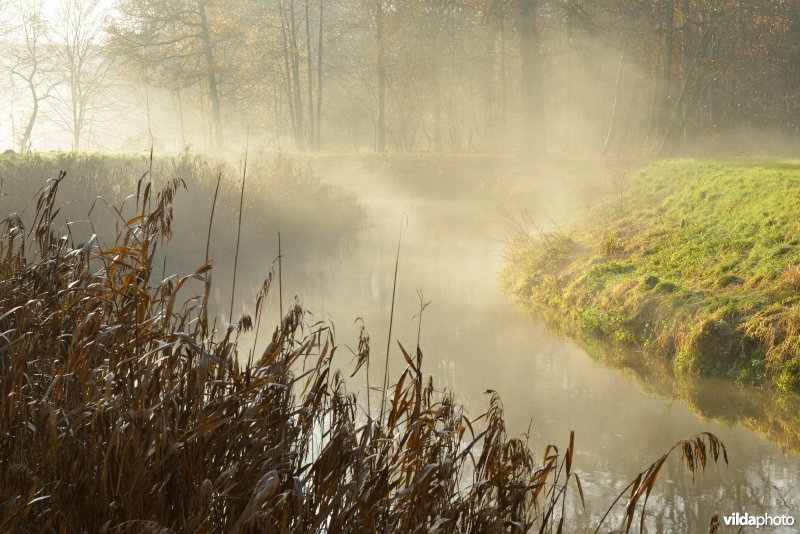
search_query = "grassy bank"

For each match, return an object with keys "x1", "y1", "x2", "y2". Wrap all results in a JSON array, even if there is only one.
[{"x1": 504, "y1": 159, "x2": 800, "y2": 392}]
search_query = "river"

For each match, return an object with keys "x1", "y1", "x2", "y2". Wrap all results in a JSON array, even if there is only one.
[{"x1": 247, "y1": 157, "x2": 800, "y2": 532}]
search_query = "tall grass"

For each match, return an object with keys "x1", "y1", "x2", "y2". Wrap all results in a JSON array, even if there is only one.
[
  {"x1": 0, "y1": 150, "x2": 365, "y2": 326},
  {"x1": 0, "y1": 168, "x2": 726, "y2": 532}
]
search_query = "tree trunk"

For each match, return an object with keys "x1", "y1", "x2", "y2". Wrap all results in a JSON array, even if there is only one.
[
  {"x1": 199, "y1": 78, "x2": 208, "y2": 147},
  {"x1": 19, "y1": 100, "x2": 37, "y2": 152},
  {"x1": 19, "y1": 78, "x2": 39, "y2": 152},
  {"x1": 289, "y1": 0, "x2": 305, "y2": 150},
  {"x1": 482, "y1": 36, "x2": 494, "y2": 145},
  {"x1": 176, "y1": 88, "x2": 186, "y2": 148},
  {"x1": 515, "y1": 0, "x2": 546, "y2": 158},
  {"x1": 304, "y1": 0, "x2": 315, "y2": 151},
  {"x1": 660, "y1": 17, "x2": 716, "y2": 155},
  {"x1": 499, "y1": 15, "x2": 508, "y2": 136},
  {"x1": 198, "y1": 1, "x2": 223, "y2": 149},
  {"x1": 376, "y1": 0, "x2": 386, "y2": 152},
  {"x1": 72, "y1": 82, "x2": 81, "y2": 151},
  {"x1": 659, "y1": 0, "x2": 676, "y2": 134},
  {"x1": 681, "y1": 0, "x2": 691, "y2": 142},
  {"x1": 316, "y1": 0, "x2": 324, "y2": 149},
  {"x1": 144, "y1": 82, "x2": 153, "y2": 146},
  {"x1": 279, "y1": 1, "x2": 298, "y2": 144},
  {"x1": 433, "y1": 64, "x2": 443, "y2": 152},
  {"x1": 601, "y1": 46, "x2": 626, "y2": 154},
  {"x1": 273, "y1": 78, "x2": 281, "y2": 150},
  {"x1": 734, "y1": 0, "x2": 745, "y2": 121}
]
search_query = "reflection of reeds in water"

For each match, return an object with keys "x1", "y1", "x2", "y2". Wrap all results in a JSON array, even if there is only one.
[
  {"x1": 0, "y1": 172, "x2": 726, "y2": 532},
  {"x1": 532, "y1": 305, "x2": 800, "y2": 456}
]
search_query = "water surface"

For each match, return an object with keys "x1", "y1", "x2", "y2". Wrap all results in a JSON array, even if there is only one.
[{"x1": 254, "y1": 160, "x2": 800, "y2": 532}]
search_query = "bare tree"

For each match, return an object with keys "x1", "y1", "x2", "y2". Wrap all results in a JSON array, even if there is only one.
[
  {"x1": 109, "y1": 0, "x2": 231, "y2": 150},
  {"x1": 10, "y1": 2, "x2": 59, "y2": 151},
  {"x1": 51, "y1": 0, "x2": 113, "y2": 151}
]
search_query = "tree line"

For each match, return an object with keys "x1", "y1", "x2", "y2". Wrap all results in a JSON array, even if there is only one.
[{"x1": 2, "y1": 0, "x2": 800, "y2": 156}]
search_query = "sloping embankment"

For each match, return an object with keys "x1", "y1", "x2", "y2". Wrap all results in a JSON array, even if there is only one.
[{"x1": 503, "y1": 160, "x2": 800, "y2": 393}]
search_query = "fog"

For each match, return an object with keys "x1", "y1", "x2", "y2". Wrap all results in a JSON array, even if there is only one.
[
  {"x1": 1, "y1": 0, "x2": 800, "y2": 531},
  {"x1": 2, "y1": 0, "x2": 799, "y2": 156}
]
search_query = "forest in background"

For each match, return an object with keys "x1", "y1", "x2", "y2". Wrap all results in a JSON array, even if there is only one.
[{"x1": 1, "y1": 0, "x2": 800, "y2": 155}]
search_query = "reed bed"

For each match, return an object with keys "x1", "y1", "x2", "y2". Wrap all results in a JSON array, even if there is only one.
[
  {"x1": 0, "y1": 168, "x2": 726, "y2": 532},
  {"x1": 0, "y1": 150, "x2": 365, "y2": 328},
  {"x1": 0, "y1": 150, "x2": 364, "y2": 265}
]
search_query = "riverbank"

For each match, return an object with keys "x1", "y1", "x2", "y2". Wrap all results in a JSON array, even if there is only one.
[
  {"x1": 527, "y1": 305, "x2": 800, "y2": 454},
  {"x1": 503, "y1": 159, "x2": 800, "y2": 393}
]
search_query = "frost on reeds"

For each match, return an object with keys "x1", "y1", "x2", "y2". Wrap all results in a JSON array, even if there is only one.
[{"x1": 0, "y1": 172, "x2": 725, "y2": 532}]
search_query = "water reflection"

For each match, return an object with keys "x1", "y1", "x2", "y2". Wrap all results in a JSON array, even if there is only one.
[{"x1": 263, "y1": 160, "x2": 800, "y2": 532}]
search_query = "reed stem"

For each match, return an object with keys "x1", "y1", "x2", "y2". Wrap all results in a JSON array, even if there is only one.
[
  {"x1": 229, "y1": 134, "x2": 249, "y2": 323},
  {"x1": 380, "y1": 210, "x2": 406, "y2": 422},
  {"x1": 278, "y1": 231, "x2": 284, "y2": 322},
  {"x1": 205, "y1": 172, "x2": 222, "y2": 264}
]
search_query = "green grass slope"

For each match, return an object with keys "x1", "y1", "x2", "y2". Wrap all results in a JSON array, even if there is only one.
[{"x1": 504, "y1": 160, "x2": 800, "y2": 392}]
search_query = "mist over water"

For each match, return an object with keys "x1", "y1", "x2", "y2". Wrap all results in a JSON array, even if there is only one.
[{"x1": 246, "y1": 159, "x2": 800, "y2": 532}]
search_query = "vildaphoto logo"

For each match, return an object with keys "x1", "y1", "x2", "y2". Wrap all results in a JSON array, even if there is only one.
[{"x1": 723, "y1": 513, "x2": 795, "y2": 529}]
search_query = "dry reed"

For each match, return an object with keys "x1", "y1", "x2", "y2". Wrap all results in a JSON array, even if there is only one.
[{"x1": 0, "y1": 169, "x2": 726, "y2": 533}]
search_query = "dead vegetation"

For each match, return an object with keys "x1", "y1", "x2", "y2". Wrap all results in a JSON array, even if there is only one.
[{"x1": 0, "y1": 169, "x2": 726, "y2": 532}]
